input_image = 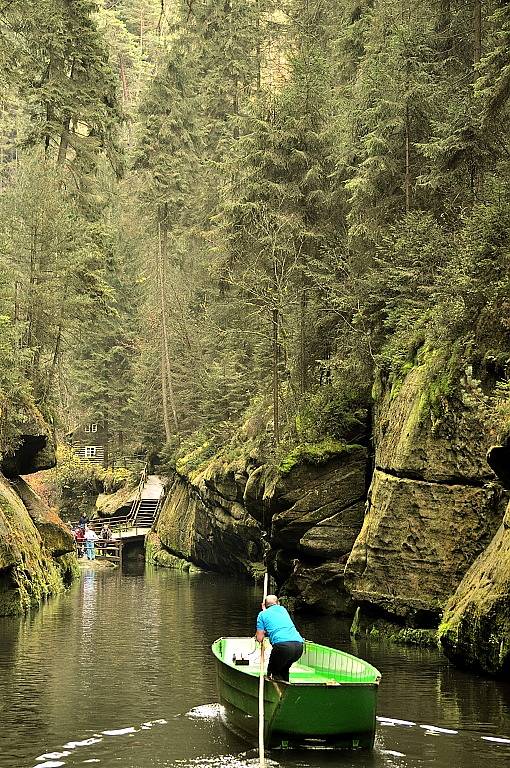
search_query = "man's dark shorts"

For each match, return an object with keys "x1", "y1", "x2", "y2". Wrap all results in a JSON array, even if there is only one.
[{"x1": 267, "y1": 641, "x2": 303, "y2": 682}]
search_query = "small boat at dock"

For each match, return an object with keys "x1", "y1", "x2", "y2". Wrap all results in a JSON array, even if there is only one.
[{"x1": 212, "y1": 636, "x2": 381, "y2": 750}]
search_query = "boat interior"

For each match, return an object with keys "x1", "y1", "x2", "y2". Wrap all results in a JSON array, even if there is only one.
[{"x1": 215, "y1": 637, "x2": 380, "y2": 685}]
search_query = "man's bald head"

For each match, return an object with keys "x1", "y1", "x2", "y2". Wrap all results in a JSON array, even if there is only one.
[{"x1": 264, "y1": 594, "x2": 279, "y2": 608}]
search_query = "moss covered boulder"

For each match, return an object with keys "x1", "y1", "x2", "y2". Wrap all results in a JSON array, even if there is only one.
[
  {"x1": 0, "y1": 473, "x2": 77, "y2": 615},
  {"x1": 439, "y1": 498, "x2": 510, "y2": 678},
  {"x1": 152, "y1": 466, "x2": 264, "y2": 578},
  {"x1": 11, "y1": 477, "x2": 75, "y2": 555}
]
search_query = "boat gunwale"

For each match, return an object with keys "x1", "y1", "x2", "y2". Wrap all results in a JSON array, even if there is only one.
[{"x1": 212, "y1": 636, "x2": 382, "y2": 687}]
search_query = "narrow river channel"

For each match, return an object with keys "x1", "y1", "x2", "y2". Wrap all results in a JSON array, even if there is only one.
[{"x1": 0, "y1": 564, "x2": 509, "y2": 768}]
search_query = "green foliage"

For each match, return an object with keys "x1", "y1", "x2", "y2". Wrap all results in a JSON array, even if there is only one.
[
  {"x1": 175, "y1": 438, "x2": 221, "y2": 478},
  {"x1": 490, "y1": 380, "x2": 510, "y2": 442},
  {"x1": 296, "y1": 385, "x2": 368, "y2": 443},
  {"x1": 0, "y1": 316, "x2": 33, "y2": 456},
  {"x1": 49, "y1": 446, "x2": 135, "y2": 520},
  {"x1": 278, "y1": 439, "x2": 361, "y2": 476},
  {"x1": 2, "y1": 0, "x2": 121, "y2": 173},
  {"x1": 154, "y1": 432, "x2": 224, "y2": 479},
  {"x1": 431, "y1": 194, "x2": 510, "y2": 355},
  {"x1": 389, "y1": 628, "x2": 438, "y2": 647},
  {"x1": 2, "y1": 0, "x2": 510, "y2": 483}
]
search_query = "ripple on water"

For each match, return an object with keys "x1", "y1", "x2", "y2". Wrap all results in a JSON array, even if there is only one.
[
  {"x1": 481, "y1": 736, "x2": 510, "y2": 744},
  {"x1": 173, "y1": 757, "x2": 279, "y2": 768},
  {"x1": 419, "y1": 725, "x2": 459, "y2": 735},
  {"x1": 33, "y1": 763, "x2": 65, "y2": 768},
  {"x1": 101, "y1": 727, "x2": 138, "y2": 736},
  {"x1": 36, "y1": 752, "x2": 71, "y2": 761},
  {"x1": 185, "y1": 704, "x2": 224, "y2": 720}
]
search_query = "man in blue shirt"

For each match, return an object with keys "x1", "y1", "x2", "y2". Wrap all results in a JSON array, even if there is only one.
[{"x1": 256, "y1": 594, "x2": 304, "y2": 682}]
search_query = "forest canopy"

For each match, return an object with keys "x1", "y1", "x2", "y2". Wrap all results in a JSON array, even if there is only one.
[{"x1": 1, "y1": 0, "x2": 509, "y2": 465}]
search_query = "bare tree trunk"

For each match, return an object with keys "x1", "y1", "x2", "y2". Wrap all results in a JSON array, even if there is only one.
[
  {"x1": 473, "y1": 0, "x2": 482, "y2": 65},
  {"x1": 24, "y1": 223, "x2": 38, "y2": 350},
  {"x1": 256, "y1": 2, "x2": 261, "y2": 93},
  {"x1": 118, "y1": 54, "x2": 130, "y2": 104},
  {"x1": 157, "y1": 219, "x2": 179, "y2": 435},
  {"x1": 437, "y1": 0, "x2": 452, "y2": 53},
  {"x1": 14, "y1": 280, "x2": 20, "y2": 323},
  {"x1": 43, "y1": 320, "x2": 63, "y2": 402},
  {"x1": 56, "y1": 60, "x2": 75, "y2": 167},
  {"x1": 56, "y1": 119, "x2": 71, "y2": 167},
  {"x1": 471, "y1": 0, "x2": 483, "y2": 197},
  {"x1": 161, "y1": 354, "x2": 172, "y2": 442},
  {"x1": 299, "y1": 287, "x2": 307, "y2": 394},
  {"x1": 405, "y1": 103, "x2": 411, "y2": 214},
  {"x1": 272, "y1": 308, "x2": 280, "y2": 447},
  {"x1": 43, "y1": 282, "x2": 68, "y2": 402}
]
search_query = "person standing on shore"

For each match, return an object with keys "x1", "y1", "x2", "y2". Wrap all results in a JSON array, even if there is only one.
[
  {"x1": 84, "y1": 525, "x2": 99, "y2": 560},
  {"x1": 74, "y1": 526, "x2": 85, "y2": 557},
  {"x1": 255, "y1": 594, "x2": 304, "y2": 682},
  {"x1": 78, "y1": 513, "x2": 89, "y2": 530},
  {"x1": 100, "y1": 522, "x2": 112, "y2": 550}
]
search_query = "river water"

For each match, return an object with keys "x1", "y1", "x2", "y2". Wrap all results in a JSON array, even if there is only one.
[{"x1": 0, "y1": 564, "x2": 509, "y2": 768}]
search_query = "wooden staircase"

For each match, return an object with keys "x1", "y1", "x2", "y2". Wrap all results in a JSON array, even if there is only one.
[
  {"x1": 132, "y1": 497, "x2": 160, "y2": 527},
  {"x1": 126, "y1": 471, "x2": 164, "y2": 530},
  {"x1": 94, "y1": 468, "x2": 165, "y2": 535}
]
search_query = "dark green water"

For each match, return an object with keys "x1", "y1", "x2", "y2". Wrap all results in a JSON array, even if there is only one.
[{"x1": 0, "y1": 563, "x2": 509, "y2": 768}]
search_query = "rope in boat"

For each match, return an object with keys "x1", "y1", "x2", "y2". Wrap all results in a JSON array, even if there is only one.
[{"x1": 259, "y1": 571, "x2": 269, "y2": 768}]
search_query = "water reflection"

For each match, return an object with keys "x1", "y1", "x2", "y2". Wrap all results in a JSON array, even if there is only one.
[{"x1": 0, "y1": 567, "x2": 508, "y2": 768}]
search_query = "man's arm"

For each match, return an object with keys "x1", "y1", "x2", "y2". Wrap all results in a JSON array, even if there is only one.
[{"x1": 256, "y1": 629, "x2": 265, "y2": 643}]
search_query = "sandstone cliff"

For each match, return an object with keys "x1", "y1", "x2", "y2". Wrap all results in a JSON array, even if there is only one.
[
  {"x1": 0, "y1": 402, "x2": 77, "y2": 616},
  {"x1": 148, "y1": 461, "x2": 264, "y2": 575},
  {"x1": 147, "y1": 352, "x2": 509, "y2": 676},
  {"x1": 344, "y1": 357, "x2": 506, "y2": 627},
  {"x1": 149, "y1": 441, "x2": 369, "y2": 613},
  {"x1": 438, "y1": 445, "x2": 510, "y2": 676}
]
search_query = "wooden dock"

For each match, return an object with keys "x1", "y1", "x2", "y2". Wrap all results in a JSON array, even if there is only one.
[{"x1": 76, "y1": 539, "x2": 124, "y2": 564}]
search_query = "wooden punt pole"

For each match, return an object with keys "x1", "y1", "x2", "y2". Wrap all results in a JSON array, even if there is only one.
[{"x1": 259, "y1": 571, "x2": 269, "y2": 768}]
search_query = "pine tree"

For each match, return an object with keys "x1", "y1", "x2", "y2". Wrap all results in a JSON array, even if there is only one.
[{"x1": 3, "y1": 0, "x2": 121, "y2": 173}]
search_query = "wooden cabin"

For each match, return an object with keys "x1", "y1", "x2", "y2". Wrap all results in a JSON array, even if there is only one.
[{"x1": 68, "y1": 420, "x2": 109, "y2": 467}]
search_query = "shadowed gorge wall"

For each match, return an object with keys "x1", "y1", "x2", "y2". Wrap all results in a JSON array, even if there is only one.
[{"x1": 0, "y1": 404, "x2": 77, "y2": 616}]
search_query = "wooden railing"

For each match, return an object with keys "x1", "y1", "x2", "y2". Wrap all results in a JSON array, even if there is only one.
[
  {"x1": 152, "y1": 491, "x2": 165, "y2": 528},
  {"x1": 126, "y1": 461, "x2": 149, "y2": 526},
  {"x1": 72, "y1": 462, "x2": 166, "y2": 541},
  {"x1": 76, "y1": 539, "x2": 123, "y2": 564}
]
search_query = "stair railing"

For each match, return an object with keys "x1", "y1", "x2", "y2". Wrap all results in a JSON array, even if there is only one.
[
  {"x1": 127, "y1": 462, "x2": 149, "y2": 526},
  {"x1": 152, "y1": 489, "x2": 165, "y2": 529}
]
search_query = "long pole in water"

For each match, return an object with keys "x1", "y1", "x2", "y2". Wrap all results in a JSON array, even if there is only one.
[{"x1": 259, "y1": 571, "x2": 269, "y2": 768}]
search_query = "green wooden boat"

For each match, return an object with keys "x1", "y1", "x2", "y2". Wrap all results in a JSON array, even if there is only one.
[{"x1": 212, "y1": 636, "x2": 381, "y2": 750}]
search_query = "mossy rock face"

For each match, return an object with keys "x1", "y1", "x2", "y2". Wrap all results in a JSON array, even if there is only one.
[
  {"x1": 96, "y1": 484, "x2": 137, "y2": 517},
  {"x1": 0, "y1": 473, "x2": 77, "y2": 616},
  {"x1": 154, "y1": 471, "x2": 265, "y2": 576},
  {"x1": 270, "y1": 448, "x2": 368, "y2": 551},
  {"x1": 350, "y1": 611, "x2": 438, "y2": 647},
  {"x1": 1, "y1": 402, "x2": 56, "y2": 477},
  {"x1": 374, "y1": 357, "x2": 495, "y2": 484},
  {"x1": 145, "y1": 531, "x2": 193, "y2": 571},
  {"x1": 439, "y1": 502, "x2": 510, "y2": 677},
  {"x1": 278, "y1": 558, "x2": 355, "y2": 615},
  {"x1": 152, "y1": 442, "x2": 370, "y2": 608},
  {"x1": 345, "y1": 470, "x2": 504, "y2": 622},
  {"x1": 11, "y1": 477, "x2": 75, "y2": 556}
]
